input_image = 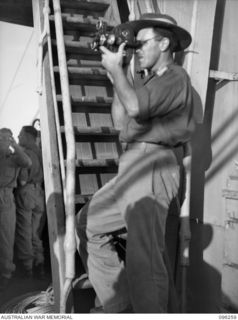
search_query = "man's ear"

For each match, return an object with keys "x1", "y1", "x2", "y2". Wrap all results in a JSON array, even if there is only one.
[{"x1": 159, "y1": 37, "x2": 170, "y2": 51}]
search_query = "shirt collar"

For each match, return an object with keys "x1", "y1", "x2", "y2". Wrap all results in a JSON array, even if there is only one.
[{"x1": 137, "y1": 64, "x2": 172, "y2": 81}]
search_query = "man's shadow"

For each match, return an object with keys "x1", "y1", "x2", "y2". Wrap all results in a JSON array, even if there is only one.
[{"x1": 187, "y1": 223, "x2": 221, "y2": 312}]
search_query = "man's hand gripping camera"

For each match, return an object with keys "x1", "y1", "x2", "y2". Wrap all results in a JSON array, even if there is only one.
[{"x1": 91, "y1": 20, "x2": 139, "y2": 66}]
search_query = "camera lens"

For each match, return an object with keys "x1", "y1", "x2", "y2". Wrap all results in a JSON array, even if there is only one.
[
  {"x1": 99, "y1": 34, "x2": 107, "y2": 46},
  {"x1": 91, "y1": 41, "x2": 98, "y2": 50},
  {"x1": 96, "y1": 20, "x2": 104, "y2": 30},
  {"x1": 121, "y1": 30, "x2": 129, "y2": 37},
  {"x1": 107, "y1": 34, "x2": 116, "y2": 45}
]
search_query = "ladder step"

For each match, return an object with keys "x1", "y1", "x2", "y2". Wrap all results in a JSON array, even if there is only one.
[
  {"x1": 51, "y1": 13, "x2": 98, "y2": 24},
  {"x1": 76, "y1": 165, "x2": 118, "y2": 174},
  {"x1": 75, "y1": 158, "x2": 119, "y2": 167},
  {"x1": 75, "y1": 194, "x2": 92, "y2": 204},
  {"x1": 57, "y1": 94, "x2": 112, "y2": 106},
  {"x1": 54, "y1": 66, "x2": 106, "y2": 76},
  {"x1": 60, "y1": 125, "x2": 119, "y2": 136},
  {"x1": 75, "y1": 126, "x2": 118, "y2": 136},
  {"x1": 54, "y1": 66, "x2": 110, "y2": 86},
  {"x1": 60, "y1": 0, "x2": 109, "y2": 17},
  {"x1": 61, "y1": 126, "x2": 119, "y2": 136},
  {"x1": 52, "y1": 39, "x2": 100, "y2": 61},
  {"x1": 50, "y1": 14, "x2": 113, "y2": 37},
  {"x1": 57, "y1": 95, "x2": 112, "y2": 113},
  {"x1": 65, "y1": 159, "x2": 118, "y2": 173},
  {"x1": 69, "y1": 66, "x2": 107, "y2": 75},
  {"x1": 50, "y1": 15, "x2": 96, "y2": 36}
]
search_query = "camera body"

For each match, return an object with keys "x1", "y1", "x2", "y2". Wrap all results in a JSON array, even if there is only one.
[{"x1": 91, "y1": 20, "x2": 139, "y2": 65}]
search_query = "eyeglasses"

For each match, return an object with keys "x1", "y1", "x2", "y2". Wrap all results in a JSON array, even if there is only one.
[{"x1": 137, "y1": 36, "x2": 163, "y2": 49}]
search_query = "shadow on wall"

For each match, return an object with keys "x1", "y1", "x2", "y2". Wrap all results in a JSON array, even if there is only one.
[
  {"x1": 188, "y1": 92, "x2": 238, "y2": 312},
  {"x1": 187, "y1": 223, "x2": 221, "y2": 313},
  {"x1": 186, "y1": 0, "x2": 238, "y2": 311},
  {"x1": 187, "y1": 223, "x2": 237, "y2": 313}
]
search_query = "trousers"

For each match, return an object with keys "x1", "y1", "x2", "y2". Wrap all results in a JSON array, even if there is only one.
[
  {"x1": 15, "y1": 183, "x2": 45, "y2": 270},
  {"x1": 76, "y1": 143, "x2": 180, "y2": 313},
  {"x1": 0, "y1": 188, "x2": 16, "y2": 279}
]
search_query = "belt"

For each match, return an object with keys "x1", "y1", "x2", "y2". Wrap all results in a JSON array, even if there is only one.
[{"x1": 121, "y1": 141, "x2": 169, "y2": 152}]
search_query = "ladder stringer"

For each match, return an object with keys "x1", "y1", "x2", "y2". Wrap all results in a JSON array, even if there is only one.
[{"x1": 32, "y1": 0, "x2": 66, "y2": 312}]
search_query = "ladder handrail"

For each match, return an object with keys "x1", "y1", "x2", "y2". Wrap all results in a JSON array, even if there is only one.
[
  {"x1": 52, "y1": 0, "x2": 76, "y2": 313},
  {"x1": 38, "y1": 0, "x2": 66, "y2": 194}
]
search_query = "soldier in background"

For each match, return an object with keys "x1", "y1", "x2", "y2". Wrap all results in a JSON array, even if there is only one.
[
  {"x1": 32, "y1": 118, "x2": 46, "y2": 238},
  {"x1": 15, "y1": 126, "x2": 45, "y2": 279},
  {"x1": 0, "y1": 128, "x2": 31, "y2": 292}
]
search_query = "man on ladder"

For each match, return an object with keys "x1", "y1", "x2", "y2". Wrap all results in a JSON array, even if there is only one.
[{"x1": 76, "y1": 12, "x2": 194, "y2": 313}]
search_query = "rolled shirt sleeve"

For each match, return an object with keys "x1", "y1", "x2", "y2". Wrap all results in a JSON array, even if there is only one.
[
  {"x1": 119, "y1": 64, "x2": 195, "y2": 146},
  {"x1": 135, "y1": 68, "x2": 187, "y2": 121}
]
